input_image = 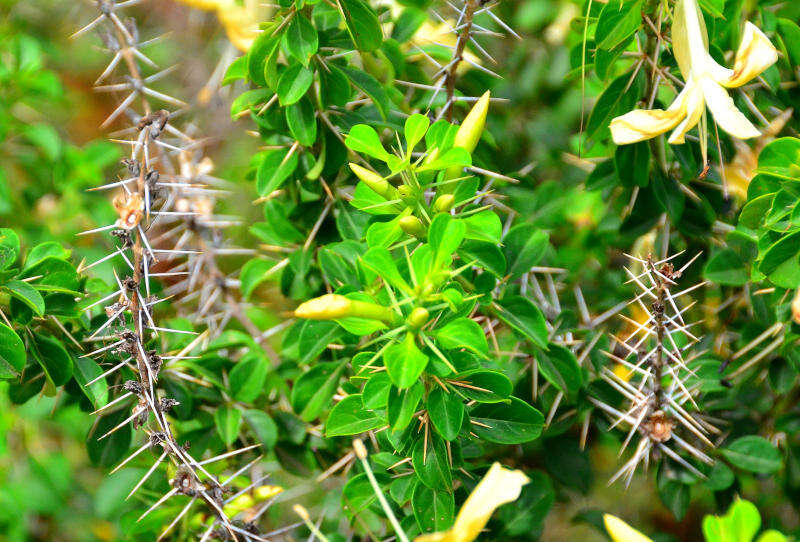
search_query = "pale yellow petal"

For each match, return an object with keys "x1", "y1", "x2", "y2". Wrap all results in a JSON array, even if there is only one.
[
  {"x1": 610, "y1": 85, "x2": 690, "y2": 145},
  {"x1": 672, "y1": 0, "x2": 710, "y2": 78},
  {"x1": 714, "y1": 22, "x2": 778, "y2": 88},
  {"x1": 668, "y1": 80, "x2": 705, "y2": 144},
  {"x1": 604, "y1": 514, "x2": 654, "y2": 542},
  {"x1": 700, "y1": 77, "x2": 760, "y2": 139},
  {"x1": 413, "y1": 463, "x2": 529, "y2": 542}
]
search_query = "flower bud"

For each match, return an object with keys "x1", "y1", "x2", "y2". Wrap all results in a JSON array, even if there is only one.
[
  {"x1": 294, "y1": 294, "x2": 351, "y2": 320},
  {"x1": 350, "y1": 163, "x2": 395, "y2": 200},
  {"x1": 294, "y1": 294, "x2": 396, "y2": 324},
  {"x1": 399, "y1": 216, "x2": 426, "y2": 239},
  {"x1": 454, "y1": 91, "x2": 491, "y2": 153},
  {"x1": 433, "y1": 194, "x2": 454, "y2": 213},
  {"x1": 407, "y1": 307, "x2": 429, "y2": 329},
  {"x1": 793, "y1": 288, "x2": 800, "y2": 325},
  {"x1": 396, "y1": 184, "x2": 417, "y2": 205},
  {"x1": 442, "y1": 90, "x2": 491, "y2": 189}
]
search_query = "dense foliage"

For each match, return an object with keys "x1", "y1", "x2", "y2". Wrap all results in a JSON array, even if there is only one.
[{"x1": 3, "y1": 0, "x2": 800, "y2": 540}]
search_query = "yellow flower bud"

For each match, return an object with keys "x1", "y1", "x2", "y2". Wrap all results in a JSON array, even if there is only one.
[
  {"x1": 442, "y1": 91, "x2": 491, "y2": 190},
  {"x1": 295, "y1": 294, "x2": 352, "y2": 320},
  {"x1": 433, "y1": 194, "x2": 455, "y2": 213},
  {"x1": 407, "y1": 307, "x2": 430, "y2": 329},
  {"x1": 399, "y1": 216, "x2": 426, "y2": 239},
  {"x1": 295, "y1": 294, "x2": 396, "y2": 324},
  {"x1": 350, "y1": 163, "x2": 396, "y2": 200},
  {"x1": 454, "y1": 91, "x2": 491, "y2": 154}
]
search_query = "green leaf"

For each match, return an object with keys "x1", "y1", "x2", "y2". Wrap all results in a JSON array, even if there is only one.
[
  {"x1": 298, "y1": 320, "x2": 342, "y2": 364},
  {"x1": 703, "y1": 499, "x2": 761, "y2": 542},
  {"x1": 247, "y1": 32, "x2": 280, "y2": 87},
  {"x1": 0, "y1": 228, "x2": 20, "y2": 269},
  {"x1": 504, "y1": 225, "x2": 549, "y2": 278},
  {"x1": 3, "y1": 280, "x2": 44, "y2": 316},
  {"x1": 463, "y1": 211, "x2": 502, "y2": 244},
  {"x1": 230, "y1": 353, "x2": 270, "y2": 403},
  {"x1": 0, "y1": 323, "x2": 25, "y2": 378},
  {"x1": 361, "y1": 247, "x2": 411, "y2": 292},
  {"x1": 586, "y1": 70, "x2": 644, "y2": 141},
  {"x1": 257, "y1": 149, "x2": 299, "y2": 196},
  {"x1": 214, "y1": 405, "x2": 242, "y2": 446},
  {"x1": 494, "y1": 296, "x2": 548, "y2": 348},
  {"x1": 241, "y1": 259, "x2": 279, "y2": 299},
  {"x1": 73, "y1": 356, "x2": 107, "y2": 410},
  {"x1": 286, "y1": 97, "x2": 317, "y2": 146},
  {"x1": 23, "y1": 123, "x2": 61, "y2": 161},
  {"x1": 404, "y1": 113, "x2": 430, "y2": 155},
  {"x1": 412, "y1": 483, "x2": 454, "y2": 535},
  {"x1": 759, "y1": 231, "x2": 800, "y2": 288},
  {"x1": 284, "y1": 14, "x2": 318, "y2": 65},
  {"x1": 778, "y1": 19, "x2": 800, "y2": 67},
  {"x1": 470, "y1": 396, "x2": 544, "y2": 444},
  {"x1": 453, "y1": 370, "x2": 512, "y2": 403},
  {"x1": 721, "y1": 436, "x2": 782, "y2": 474},
  {"x1": 704, "y1": 249, "x2": 749, "y2": 286},
  {"x1": 340, "y1": 66, "x2": 390, "y2": 120},
  {"x1": 412, "y1": 434, "x2": 452, "y2": 489},
  {"x1": 595, "y1": 0, "x2": 643, "y2": 51},
  {"x1": 346, "y1": 124, "x2": 393, "y2": 162},
  {"x1": 427, "y1": 387, "x2": 464, "y2": 441},
  {"x1": 429, "y1": 214, "x2": 466, "y2": 267},
  {"x1": 31, "y1": 332, "x2": 73, "y2": 388},
  {"x1": 614, "y1": 141, "x2": 650, "y2": 187},
  {"x1": 434, "y1": 317, "x2": 488, "y2": 356},
  {"x1": 388, "y1": 381, "x2": 424, "y2": 432},
  {"x1": 87, "y1": 410, "x2": 132, "y2": 468},
  {"x1": 362, "y1": 372, "x2": 392, "y2": 410},
  {"x1": 25, "y1": 242, "x2": 70, "y2": 268},
  {"x1": 341, "y1": 473, "x2": 377, "y2": 519},
  {"x1": 326, "y1": 394, "x2": 383, "y2": 436},
  {"x1": 338, "y1": 0, "x2": 383, "y2": 52},
  {"x1": 757, "y1": 138, "x2": 800, "y2": 181},
  {"x1": 243, "y1": 409, "x2": 278, "y2": 450},
  {"x1": 538, "y1": 344, "x2": 583, "y2": 397},
  {"x1": 277, "y1": 64, "x2": 314, "y2": 106},
  {"x1": 698, "y1": 0, "x2": 725, "y2": 17},
  {"x1": 384, "y1": 332, "x2": 428, "y2": 389},
  {"x1": 291, "y1": 359, "x2": 347, "y2": 421}
]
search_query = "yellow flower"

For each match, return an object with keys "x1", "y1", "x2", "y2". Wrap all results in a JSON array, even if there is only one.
[
  {"x1": 610, "y1": 0, "x2": 778, "y2": 147},
  {"x1": 604, "y1": 514, "x2": 653, "y2": 542},
  {"x1": 414, "y1": 463, "x2": 529, "y2": 542},
  {"x1": 174, "y1": 0, "x2": 266, "y2": 51}
]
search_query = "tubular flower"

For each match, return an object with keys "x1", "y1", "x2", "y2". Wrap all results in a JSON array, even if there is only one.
[
  {"x1": 610, "y1": 0, "x2": 778, "y2": 146},
  {"x1": 414, "y1": 463, "x2": 529, "y2": 542},
  {"x1": 604, "y1": 514, "x2": 653, "y2": 542}
]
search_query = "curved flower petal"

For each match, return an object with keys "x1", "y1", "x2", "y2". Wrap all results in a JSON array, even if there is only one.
[
  {"x1": 668, "y1": 79, "x2": 705, "y2": 144},
  {"x1": 700, "y1": 77, "x2": 761, "y2": 139},
  {"x1": 610, "y1": 86, "x2": 691, "y2": 145},
  {"x1": 709, "y1": 22, "x2": 779, "y2": 88},
  {"x1": 604, "y1": 514, "x2": 654, "y2": 542},
  {"x1": 414, "y1": 463, "x2": 529, "y2": 542}
]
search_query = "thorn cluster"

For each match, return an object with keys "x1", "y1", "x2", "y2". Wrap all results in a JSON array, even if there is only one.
[
  {"x1": 74, "y1": 2, "x2": 283, "y2": 539},
  {"x1": 590, "y1": 253, "x2": 717, "y2": 485},
  {"x1": 414, "y1": 0, "x2": 518, "y2": 121}
]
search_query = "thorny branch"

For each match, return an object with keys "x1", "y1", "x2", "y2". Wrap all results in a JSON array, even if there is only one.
[{"x1": 74, "y1": 1, "x2": 284, "y2": 539}]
